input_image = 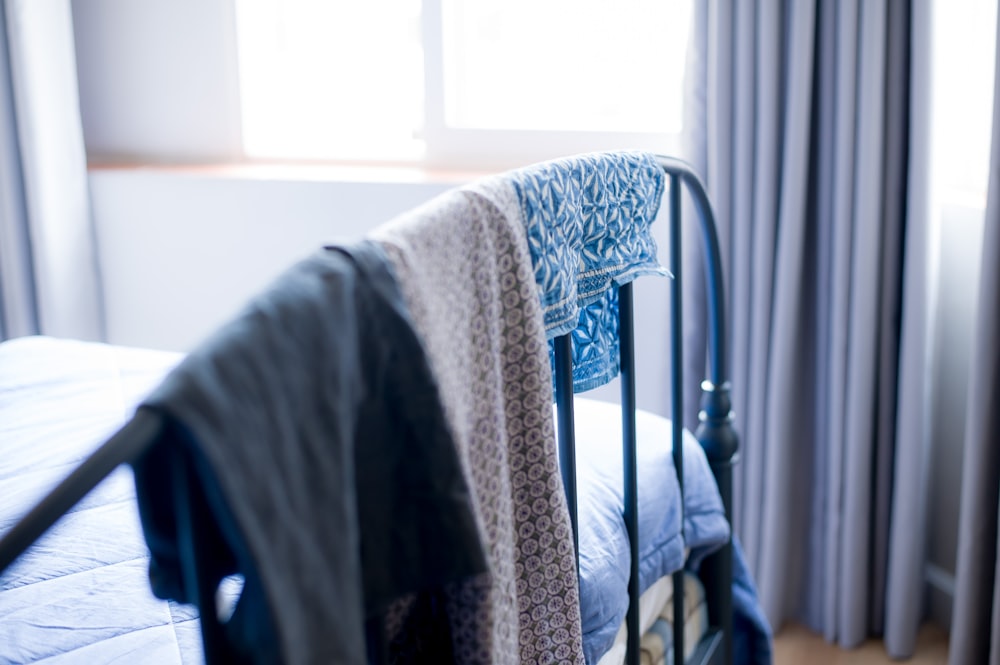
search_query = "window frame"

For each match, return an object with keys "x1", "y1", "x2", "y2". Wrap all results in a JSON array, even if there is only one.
[
  {"x1": 417, "y1": 0, "x2": 686, "y2": 170},
  {"x1": 232, "y1": 0, "x2": 688, "y2": 171}
]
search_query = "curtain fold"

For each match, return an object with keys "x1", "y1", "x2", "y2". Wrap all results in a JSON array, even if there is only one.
[
  {"x1": 948, "y1": 6, "x2": 1000, "y2": 662},
  {"x1": 684, "y1": 0, "x2": 933, "y2": 656},
  {"x1": 0, "y1": 0, "x2": 36, "y2": 338},
  {"x1": 883, "y1": 0, "x2": 934, "y2": 655},
  {"x1": 0, "y1": 0, "x2": 102, "y2": 342}
]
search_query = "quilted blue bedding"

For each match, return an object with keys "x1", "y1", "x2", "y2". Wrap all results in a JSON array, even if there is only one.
[
  {"x1": 0, "y1": 336, "x2": 748, "y2": 664},
  {"x1": 0, "y1": 336, "x2": 193, "y2": 664},
  {"x1": 571, "y1": 399, "x2": 730, "y2": 664}
]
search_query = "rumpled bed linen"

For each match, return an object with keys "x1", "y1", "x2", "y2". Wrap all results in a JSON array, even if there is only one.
[
  {"x1": 372, "y1": 183, "x2": 586, "y2": 665},
  {"x1": 0, "y1": 336, "x2": 190, "y2": 663},
  {"x1": 570, "y1": 399, "x2": 729, "y2": 664}
]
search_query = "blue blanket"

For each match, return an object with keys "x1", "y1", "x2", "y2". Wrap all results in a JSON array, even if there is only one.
[
  {"x1": 505, "y1": 151, "x2": 772, "y2": 664},
  {"x1": 0, "y1": 337, "x2": 196, "y2": 663},
  {"x1": 571, "y1": 400, "x2": 723, "y2": 662},
  {"x1": 501, "y1": 150, "x2": 671, "y2": 392},
  {"x1": 572, "y1": 399, "x2": 771, "y2": 664}
]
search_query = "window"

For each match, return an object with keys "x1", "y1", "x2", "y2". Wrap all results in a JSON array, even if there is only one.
[
  {"x1": 235, "y1": 0, "x2": 425, "y2": 162},
  {"x1": 931, "y1": 0, "x2": 997, "y2": 207},
  {"x1": 234, "y1": 0, "x2": 693, "y2": 169}
]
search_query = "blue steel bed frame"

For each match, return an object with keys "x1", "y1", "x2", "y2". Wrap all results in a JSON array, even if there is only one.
[
  {"x1": 0, "y1": 156, "x2": 736, "y2": 665},
  {"x1": 554, "y1": 156, "x2": 737, "y2": 665}
]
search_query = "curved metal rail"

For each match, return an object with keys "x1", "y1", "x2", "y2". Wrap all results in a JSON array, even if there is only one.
[
  {"x1": 555, "y1": 155, "x2": 739, "y2": 665},
  {"x1": 656, "y1": 155, "x2": 738, "y2": 665}
]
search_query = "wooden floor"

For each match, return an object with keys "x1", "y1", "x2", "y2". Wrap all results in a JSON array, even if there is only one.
[{"x1": 774, "y1": 623, "x2": 950, "y2": 665}]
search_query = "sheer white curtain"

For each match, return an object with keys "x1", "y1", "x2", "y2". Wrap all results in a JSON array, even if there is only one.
[
  {"x1": 683, "y1": 0, "x2": 936, "y2": 657},
  {"x1": 949, "y1": 7, "x2": 1000, "y2": 662},
  {"x1": 0, "y1": 0, "x2": 102, "y2": 341}
]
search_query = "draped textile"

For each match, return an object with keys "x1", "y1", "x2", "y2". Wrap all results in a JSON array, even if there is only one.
[
  {"x1": 0, "y1": 0, "x2": 101, "y2": 341},
  {"x1": 373, "y1": 185, "x2": 585, "y2": 665}
]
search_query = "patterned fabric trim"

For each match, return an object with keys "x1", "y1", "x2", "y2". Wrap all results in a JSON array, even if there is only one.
[
  {"x1": 503, "y1": 151, "x2": 670, "y2": 392},
  {"x1": 372, "y1": 184, "x2": 585, "y2": 665},
  {"x1": 565, "y1": 289, "x2": 621, "y2": 393}
]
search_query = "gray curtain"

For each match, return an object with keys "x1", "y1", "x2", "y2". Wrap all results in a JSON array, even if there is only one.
[
  {"x1": 0, "y1": 0, "x2": 102, "y2": 341},
  {"x1": 948, "y1": 7, "x2": 1000, "y2": 663},
  {"x1": 684, "y1": 0, "x2": 935, "y2": 656}
]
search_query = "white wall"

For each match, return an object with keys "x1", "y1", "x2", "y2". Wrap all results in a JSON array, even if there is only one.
[
  {"x1": 87, "y1": 166, "x2": 677, "y2": 416},
  {"x1": 69, "y1": 0, "x2": 678, "y2": 413},
  {"x1": 90, "y1": 168, "x2": 454, "y2": 350},
  {"x1": 71, "y1": 0, "x2": 241, "y2": 162}
]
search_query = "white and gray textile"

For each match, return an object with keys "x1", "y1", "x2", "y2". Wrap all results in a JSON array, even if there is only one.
[{"x1": 373, "y1": 183, "x2": 586, "y2": 665}]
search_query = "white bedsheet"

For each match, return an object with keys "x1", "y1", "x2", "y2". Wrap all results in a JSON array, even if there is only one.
[{"x1": 0, "y1": 337, "x2": 189, "y2": 664}]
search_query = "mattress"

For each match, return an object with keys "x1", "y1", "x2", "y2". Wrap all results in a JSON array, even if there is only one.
[{"x1": 0, "y1": 336, "x2": 190, "y2": 663}]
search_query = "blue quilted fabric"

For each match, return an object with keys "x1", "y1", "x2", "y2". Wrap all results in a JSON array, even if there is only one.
[
  {"x1": 567, "y1": 290, "x2": 621, "y2": 392},
  {"x1": 506, "y1": 151, "x2": 669, "y2": 392}
]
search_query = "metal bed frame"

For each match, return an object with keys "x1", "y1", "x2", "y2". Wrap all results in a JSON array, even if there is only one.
[
  {"x1": 554, "y1": 156, "x2": 736, "y2": 665},
  {"x1": 0, "y1": 156, "x2": 736, "y2": 665}
]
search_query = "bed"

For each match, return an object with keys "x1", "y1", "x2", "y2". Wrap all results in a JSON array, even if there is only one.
[{"x1": 0, "y1": 153, "x2": 769, "y2": 664}]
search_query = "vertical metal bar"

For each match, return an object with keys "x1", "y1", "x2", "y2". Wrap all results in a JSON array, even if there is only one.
[
  {"x1": 657, "y1": 156, "x2": 739, "y2": 665},
  {"x1": 554, "y1": 333, "x2": 579, "y2": 565},
  {"x1": 618, "y1": 283, "x2": 641, "y2": 665},
  {"x1": 669, "y1": 174, "x2": 686, "y2": 665},
  {"x1": 0, "y1": 412, "x2": 163, "y2": 576},
  {"x1": 655, "y1": 156, "x2": 728, "y2": 387},
  {"x1": 697, "y1": 381, "x2": 736, "y2": 665}
]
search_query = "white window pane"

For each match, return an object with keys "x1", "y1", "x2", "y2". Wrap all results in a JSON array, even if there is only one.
[
  {"x1": 440, "y1": 0, "x2": 691, "y2": 133},
  {"x1": 235, "y1": 0, "x2": 424, "y2": 161},
  {"x1": 932, "y1": 0, "x2": 997, "y2": 205}
]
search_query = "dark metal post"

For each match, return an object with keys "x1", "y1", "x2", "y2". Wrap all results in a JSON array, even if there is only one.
[
  {"x1": 0, "y1": 412, "x2": 163, "y2": 575},
  {"x1": 657, "y1": 156, "x2": 738, "y2": 665},
  {"x1": 696, "y1": 382, "x2": 738, "y2": 665},
  {"x1": 668, "y1": 174, "x2": 686, "y2": 665},
  {"x1": 554, "y1": 333, "x2": 579, "y2": 565},
  {"x1": 619, "y1": 283, "x2": 641, "y2": 665}
]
